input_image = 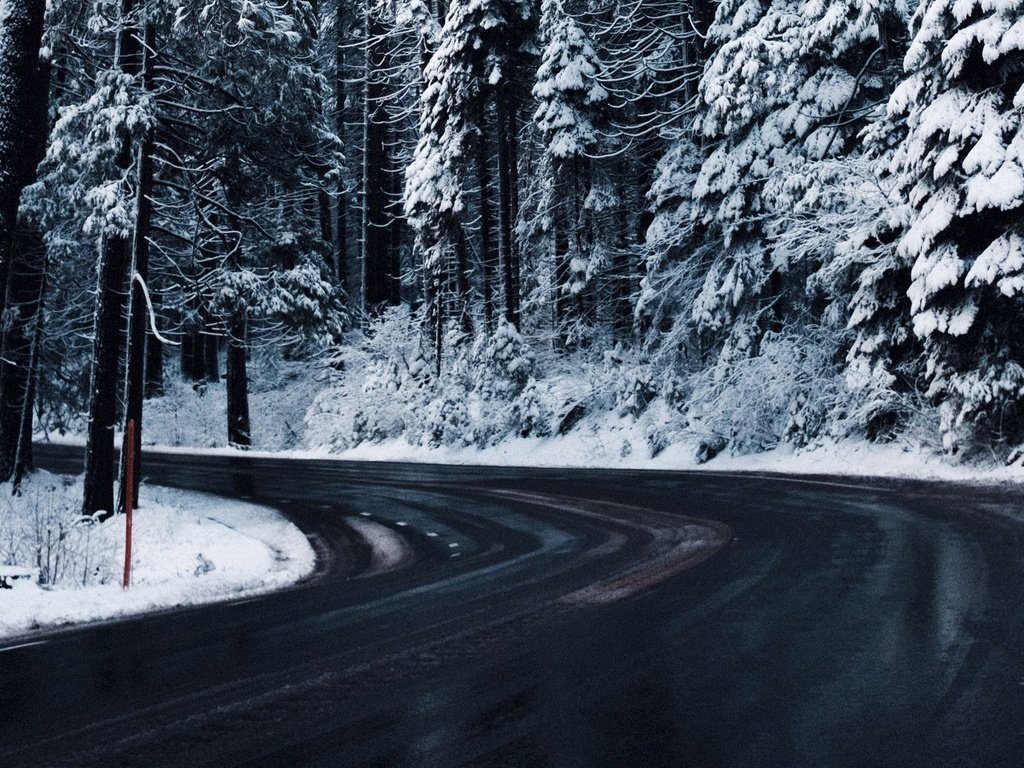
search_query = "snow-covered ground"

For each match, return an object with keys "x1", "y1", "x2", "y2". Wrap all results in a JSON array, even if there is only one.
[
  {"x1": 44, "y1": 344, "x2": 1024, "y2": 488},
  {"x1": 331, "y1": 431, "x2": 1024, "y2": 484},
  {"x1": 0, "y1": 473, "x2": 315, "y2": 640}
]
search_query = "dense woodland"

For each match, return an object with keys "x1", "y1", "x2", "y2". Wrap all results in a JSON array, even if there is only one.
[{"x1": 1, "y1": 0, "x2": 1023, "y2": 515}]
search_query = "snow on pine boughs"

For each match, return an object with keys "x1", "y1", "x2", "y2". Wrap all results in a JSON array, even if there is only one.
[
  {"x1": 45, "y1": 68, "x2": 155, "y2": 238},
  {"x1": 890, "y1": 0, "x2": 1024, "y2": 450},
  {"x1": 207, "y1": 260, "x2": 343, "y2": 344},
  {"x1": 532, "y1": 0, "x2": 608, "y2": 315},
  {"x1": 692, "y1": 0, "x2": 908, "y2": 345},
  {"x1": 405, "y1": 0, "x2": 533, "y2": 267},
  {"x1": 533, "y1": 0, "x2": 607, "y2": 162}
]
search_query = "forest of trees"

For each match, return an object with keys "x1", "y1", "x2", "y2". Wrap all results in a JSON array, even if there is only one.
[{"x1": 1, "y1": 0, "x2": 1023, "y2": 514}]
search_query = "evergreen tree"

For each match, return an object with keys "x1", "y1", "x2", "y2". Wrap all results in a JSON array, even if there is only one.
[
  {"x1": 889, "y1": 0, "x2": 1024, "y2": 451},
  {"x1": 533, "y1": 0, "x2": 607, "y2": 348},
  {"x1": 0, "y1": 0, "x2": 47, "y2": 255},
  {"x1": 405, "y1": 0, "x2": 532, "y2": 364},
  {"x1": 692, "y1": 0, "x2": 906, "y2": 361}
]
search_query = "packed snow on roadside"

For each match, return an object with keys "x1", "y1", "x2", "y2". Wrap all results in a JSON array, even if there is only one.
[
  {"x1": 329, "y1": 427, "x2": 1024, "y2": 484},
  {"x1": 0, "y1": 472, "x2": 315, "y2": 640}
]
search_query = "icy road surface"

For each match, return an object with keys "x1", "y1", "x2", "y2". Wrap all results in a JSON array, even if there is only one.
[{"x1": 3, "y1": 444, "x2": 1024, "y2": 768}]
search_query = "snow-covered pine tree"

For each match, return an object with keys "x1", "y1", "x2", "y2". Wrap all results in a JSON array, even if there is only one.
[
  {"x1": 692, "y1": 0, "x2": 907, "y2": 362},
  {"x1": 890, "y1": 0, "x2": 1024, "y2": 452},
  {"x1": 818, "y1": 113, "x2": 921, "y2": 440},
  {"x1": 637, "y1": 138, "x2": 707, "y2": 354},
  {"x1": 621, "y1": 2, "x2": 717, "y2": 354},
  {"x1": 167, "y1": 0, "x2": 338, "y2": 447},
  {"x1": 405, "y1": 0, "x2": 532, "y2": 365},
  {"x1": 533, "y1": 0, "x2": 607, "y2": 348},
  {"x1": 75, "y1": 0, "x2": 156, "y2": 518}
]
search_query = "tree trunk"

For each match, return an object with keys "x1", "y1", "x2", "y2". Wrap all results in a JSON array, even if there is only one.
[
  {"x1": 387, "y1": 156, "x2": 403, "y2": 305},
  {"x1": 454, "y1": 225, "x2": 474, "y2": 335},
  {"x1": 0, "y1": 8, "x2": 49, "y2": 488},
  {"x1": 477, "y1": 101, "x2": 497, "y2": 332},
  {"x1": 333, "y1": 0, "x2": 350, "y2": 294},
  {"x1": 203, "y1": 329, "x2": 220, "y2": 382},
  {"x1": 496, "y1": 86, "x2": 520, "y2": 329},
  {"x1": 118, "y1": 20, "x2": 156, "y2": 511},
  {"x1": 0, "y1": 224, "x2": 46, "y2": 486},
  {"x1": 14, "y1": 279, "x2": 45, "y2": 490},
  {"x1": 144, "y1": 292, "x2": 164, "y2": 398},
  {"x1": 360, "y1": 1, "x2": 396, "y2": 317},
  {"x1": 612, "y1": 174, "x2": 633, "y2": 342},
  {"x1": 82, "y1": 0, "x2": 144, "y2": 519},
  {"x1": 181, "y1": 329, "x2": 206, "y2": 382},
  {"x1": 82, "y1": 232, "x2": 131, "y2": 519},
  {"x1": 0, "y1": 0, "x2": 46, "y2": 256},
  {"x1": 226, "y1": 316, "x2": 251, "y2": 448},
  {"x1": 552, "y1": 199, "x2": 571, "y2": 350}
]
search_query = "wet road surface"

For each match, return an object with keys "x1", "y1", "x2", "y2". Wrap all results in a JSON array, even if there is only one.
[{"x1": 3, "y1": 444, "x2": 1024, "y2": 767}]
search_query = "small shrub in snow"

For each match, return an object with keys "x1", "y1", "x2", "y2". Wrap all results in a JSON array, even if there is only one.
[
  {"x1": 421, "y1": 388, "x2": 473, "y2": 448},
  {"x1": 684, "y1": 325, "x2": 847, "y2": 457},
  {"x1": 0, "y1": 475, "x2": 109, "y2": 587},
  {"x1": 470, "y1": 322, "x2": 534, "y2": 400},
  {"x1": 515, "y1": 378, "x2": 554, "y2": 438},
  {"x1": 616, "y1": 367, "x2": 658, "y2": 418},
  {"x1": 309, "y1": 314, "x2": 553, "y2": 450}
]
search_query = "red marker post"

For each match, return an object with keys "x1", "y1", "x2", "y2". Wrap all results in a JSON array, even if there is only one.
[{"x1": 123, "y1": 419, "x2": 136, "y2": 589}]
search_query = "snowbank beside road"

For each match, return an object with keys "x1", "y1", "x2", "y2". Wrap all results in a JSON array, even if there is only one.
[
  {"x1": 0, "y1": 475, "x2": 315, "y2": 640},
  {"x1": 329, "y1": 426, "x2": 1024, "y2": 485}
]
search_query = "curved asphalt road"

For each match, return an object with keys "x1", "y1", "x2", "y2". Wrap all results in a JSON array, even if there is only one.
[{"x1": 3, "y1": 444, "x2": 1024, "y2": 767}]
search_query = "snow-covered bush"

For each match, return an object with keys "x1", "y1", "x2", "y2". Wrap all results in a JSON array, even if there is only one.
[
  {"x1": 684, "y1": 325, "x2": 848, "y2": 457},
  {"x1": 0, "y1": 475, "x2": 108, "y2": 587},
  {"x1": 307, "y1": 313, "x2": 553, "y2": 451},
  {"x1": 308, "y1": 307, "x2": 430, "y2": 451},
  {"x1": 470, "y1": 322, "x2": 534, "y2": 401},
  {"x1": 515, "y1": 378, "x2": 554, "y2": 438}
]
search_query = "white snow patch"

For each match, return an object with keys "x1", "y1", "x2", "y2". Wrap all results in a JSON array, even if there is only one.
[
  {"x1": 0, "y1": 476, "x2": 315, "y2": 640},
  {"x1": 346, "y1": 517, "x2": 409, "y2": 574}
]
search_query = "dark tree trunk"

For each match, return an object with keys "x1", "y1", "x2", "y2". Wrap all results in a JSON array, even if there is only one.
[
  {"x1": 387, "y1": 157, "x2": 403, "y2": 305},
  {"x1": 612, "y1": 175, "x2": 633, "y2": 342},
  {"x1": 333, "y1": 0, "x2": 350, "y2": 294},
  {"x1": 14, "y1": 287, "x2": 44, "y2": 490},
  {"x1": 82, "y1": 230, "x2": 131, "y2": 519},
  {"x1": 118, "y1": 21, "x2": 156, "y2": 511},
  {"x1": 0, "y1": 224, "x2": 46, "y2": 486},
  {"x1": 82, "y1": 0, "x2": 144, "y2": 519},
  {"x1": 360, "y1": 2, "x2": 398, "y2": 316},
  {"x1": 181, "y1": 329, "x2": 206, "y2": 382},
  {"x1": 226, "y1": 316, "x2": 251, "y2": 449},
  {"x1": 454, "y1": 225, "x2": 474, "y2": 335},
  {"x1": 144, "y1": 293, "x2": 164, "y2": 398},
  {"x1": 145, "y1": 330, "x2": 164, "y2": 397},
  {"x1": 0, "y1": 0, "x2": 46, "y2": 257},
  {"x1": 496, "y1": 86, "x2": 520, "y2": 329},
  {"x1": 552, "y1": 201, "x2": 571, "y2": 350},
  {"x1": 507, "y1": 92, "x2": 520, "y2": 310},
  {"x1": 682, "y1": 1, "x2": 716, "y2": 106},
  {"x1": 0, "y1": 8, "x2": 49, "y2": 488},
  {"x1": 203, "y1": 329, "x2": 220, "y2": 383},
  {"x1": 477, "y1": 101, "x2": 497, "y2": 332},
  {"x1": 433, "y1": 269, "x2": 444, "y2": 376}
]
